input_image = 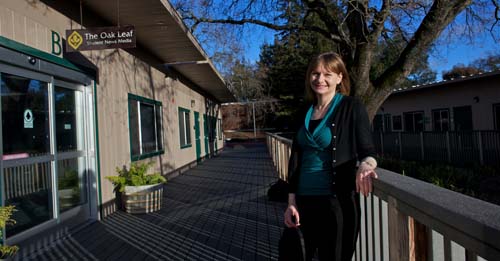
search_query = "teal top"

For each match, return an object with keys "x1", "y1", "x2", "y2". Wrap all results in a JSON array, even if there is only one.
[{"x1": 296, "y1": 94, "x2": 344, "y2": 195}]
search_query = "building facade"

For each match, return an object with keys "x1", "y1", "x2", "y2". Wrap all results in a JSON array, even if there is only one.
[
  {"x1": 374, "y1": 70, "x2": 500, "y2": 132},
  {"x1": 0, "y1": 0, "x2": 233, "y2": 248}
]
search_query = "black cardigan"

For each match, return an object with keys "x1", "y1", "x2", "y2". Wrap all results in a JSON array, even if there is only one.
[{"x1": 287, "y1": 96, "x2": 376, "y2": 194}]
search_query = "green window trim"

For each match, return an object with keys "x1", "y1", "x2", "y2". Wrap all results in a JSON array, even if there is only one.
[
  {"x1": 178, "y1": 107, "x2": 192, "y2": 149},
  {"x1": 0, "y1": 35, "x2": 83, "y2": 73},
  {"x1": 128, "y1": 93, "x2": 162, "y2": 106},
  {"x1": 128, "y1": 93, "x2": 164, "y2": 161},
  {"x1": 131, "y1": 150, "x2": 165, "y2": 161}
]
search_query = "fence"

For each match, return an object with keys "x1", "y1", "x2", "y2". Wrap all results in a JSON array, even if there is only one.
[
  {"x1": 266, "y1": 132, "x2": 500, "y2": 261},
  {"x1": 373, "y1": 131, "x2": 500, "y2": 167}
]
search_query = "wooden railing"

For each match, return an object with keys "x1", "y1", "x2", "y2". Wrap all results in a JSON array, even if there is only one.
[
  {"x1": 266, "y1": 132, "x2": 500, "y2": 261},
  {"x1": 266, "y1": 133, "x2": 293, "y2": 181},
  {"x1": 2, "y1": 159, "x2": 75, "y2": 200},
  {"x1": 3, "y1": 162, "x2": 50, "y2": 200}
]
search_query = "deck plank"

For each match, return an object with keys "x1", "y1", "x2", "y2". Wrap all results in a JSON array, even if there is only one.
[{"x1": 16, "y1": 142, "x2": 286, "y2": 261}]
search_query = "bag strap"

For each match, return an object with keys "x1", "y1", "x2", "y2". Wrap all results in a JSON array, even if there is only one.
[{"x1": 296, "y1": 228, "x2": 306, "y2": 261}]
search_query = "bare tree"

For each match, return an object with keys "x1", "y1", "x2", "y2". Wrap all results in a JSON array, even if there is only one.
[{"x1": 172, "y1": 0, "x2": 499, "y2": 119}]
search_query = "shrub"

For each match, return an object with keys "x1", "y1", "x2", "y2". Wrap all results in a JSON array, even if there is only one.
[
  {"x1": 106, "y1": 162, "x2": 167, "y2": 193},
  {"x1": 378, "y1": 156, "x2": 500, "y2": 205},
  {"x1": 0, "y1": 205, "x2": 18, "y2": 258}
]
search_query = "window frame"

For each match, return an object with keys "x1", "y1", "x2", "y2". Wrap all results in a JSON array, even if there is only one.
[
  {"x1": 494, "y1": 103, "x2": 500, "y2": 130},
  {"x1": 218, "y1": 118, "x2": 222, "y2": 140},
  {"x1": 383, "y1": 113, "x2": 392, "y2": 132},
  {"x1": 128, "y1": 93, "x2": 164, "y2": 161},
  {"x1": 372, "y1": 114, "x2": 383, "y2": 132},
  {"x1": 403, "y1": 111, "x2": 425, "y2": 132},
  {"x1": 453, "y1": 105, "x2": 473, "y2": 131},
  {"x1": 432, "y1": 108, "x2": 450, "y2": 131},
  {"x1": 392, "y1": 115, "x2": 403, "y2": 131},
  {"x1": 178, "y1": 107, "x2": 192, "y2": 149}
]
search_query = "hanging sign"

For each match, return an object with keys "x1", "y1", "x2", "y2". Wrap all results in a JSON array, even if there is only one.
[{"x1": 65, "y1": 26, "x2": 136, "y2": 52}]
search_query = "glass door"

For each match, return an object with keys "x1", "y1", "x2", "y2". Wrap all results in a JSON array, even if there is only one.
[
  {"x1": 0, "y1": 65, "x2": 93, "y2": 239},
  {"x1": 53, "y1": 81, "x2": 89, "y2": 218},
  {"x1": 1, "y1": 71, "x2": 53, "y2": 237}
]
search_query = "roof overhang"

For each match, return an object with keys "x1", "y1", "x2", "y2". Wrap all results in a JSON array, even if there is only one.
[
  {"x1": 391, "y1": 70, "x2": 500, "y2": 95},
  {"x1": 63, "y1": 0, "x2": 235, "y2": 103}
]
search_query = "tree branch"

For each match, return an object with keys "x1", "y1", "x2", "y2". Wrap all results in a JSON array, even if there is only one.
[
  {"x1": 301, "y1": 0, "x2": 354, "y2": 57},
  {"x1": 373, "y1": 0, "x2": 472, "y2": 93},
  {"x1": 346, "y1": 0, "x2": 370, "y2": 44},
  {"x1": 369, "y1": 0, "x2": 392, "y2": 44},
  {"x1": 185, "y1": 15, "x2": 345, "y2": 43},
  {"x1": 491, "y1": 0, "x2": 500, "y2": 34}
]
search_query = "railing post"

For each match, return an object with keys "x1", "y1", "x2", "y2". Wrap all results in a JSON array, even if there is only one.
[
  {"x1": 380, "y1": 131, "x2": 384, "y2": 155},
  {"x1": 388, "y1": 196, "x2": 409, "y2": 261},
  {"x1": 446, "y1": 131, "x2": 451, "y2": 163},
  {"x1": 420, "y1": 132, "x2": 425, "y2": 161},
  {"x1": 398, "y1": 132, "x2": 403, "y2": 159},
  {"x1": 409, "y1": 217, "x2": 429, "y2": 261},
  {"x1": 280, "y1": 142, "x2": 284, "y2": 180},
  {"x1": 477, "y1": 132, "x2": 484, "y2": 165}
]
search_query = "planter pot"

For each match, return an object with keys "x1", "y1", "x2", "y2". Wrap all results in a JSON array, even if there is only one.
[{"x1": 121, "y1": 183, "x2": 163, "y2": 214}]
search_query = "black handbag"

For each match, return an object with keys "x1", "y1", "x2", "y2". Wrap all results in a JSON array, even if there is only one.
[
  {"x1": 267, "y1": 179, "x2": 289, "y2": 202},
  {"x1": 278, "y1": 227, "x2": 306, "y2": 261}
]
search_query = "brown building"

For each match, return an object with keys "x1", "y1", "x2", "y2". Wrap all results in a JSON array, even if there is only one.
[
  {"x1": 0, "y1": 0, "x2": 234, "y2": 245},
  {"x1": 374, "y1": 70, "x2": 500, "y2": 132}
]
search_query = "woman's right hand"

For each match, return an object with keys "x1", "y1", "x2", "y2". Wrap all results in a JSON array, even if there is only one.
[{"x1": 284, "y1": 204, "x2": 300, "y2": 228}]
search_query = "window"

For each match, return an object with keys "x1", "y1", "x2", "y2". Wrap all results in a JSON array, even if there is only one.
[
  {"x1": 128, "y1": 94, "x2": 163, "y2": 160},
  {"x1": 432, "y1": 108, "x2": 450, "y2": 131},
  {"x1": 178, "y1": 107, "x2": 192, "y2": 148},
  {"x1": 373, "y1": 114, "x2": 383, "y2": 131},
  {"x1": 218, "y1": 118, "x2": 222, "y2": 140},
  {"x1": 403, "y1": 111, "x2": 424, "y2": 132},
  {"x1": 2, "y1": 73, "x2": 50, "y2": 156},
  {"x1": 392, "y1": 115, "x2": 402, "y2": 131},
  {"x1": 384, "y1": 114, "x2": 392, "y2": 132},
  {"x1": 453, "y1": 106, "x2": 473, "y2": 131},
  {"x1": 494, "y1": 103, "x2": 500, "y2": 130},
  {"x1": 373, "y1": 114, "x2": 391, "y2": 132}
]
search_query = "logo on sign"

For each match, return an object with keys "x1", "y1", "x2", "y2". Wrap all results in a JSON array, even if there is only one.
[
  {"x1": 68, "y1": 31, "x2": 83, "y2": 50},
  {"x1": 24, "y1": 109, "x2": 33, "y2": 128},
  {"x1": 65, "y1": 26, "x2": 136, "y2": 52}
]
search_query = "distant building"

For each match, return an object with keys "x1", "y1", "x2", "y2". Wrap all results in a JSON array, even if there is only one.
[{"x1": 374, "y1": 70, "x2": 500, "y2": 132}]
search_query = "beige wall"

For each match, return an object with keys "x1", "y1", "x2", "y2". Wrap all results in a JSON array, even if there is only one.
[
  {"x1": 379, "y1": 75, "x2": 500, "y2": 131},
  {"x1": 0, "y1": 0, "x2": 224, "y2": 214}
]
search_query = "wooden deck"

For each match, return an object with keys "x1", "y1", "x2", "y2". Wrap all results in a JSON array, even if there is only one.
[{"x1": 17, "y1": 142, "x2": 286, "y2": 260}]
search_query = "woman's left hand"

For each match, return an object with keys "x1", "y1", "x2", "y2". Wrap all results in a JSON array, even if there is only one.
[{"x1": 356, "y1": 162, "x2": 378, "y2": 197}]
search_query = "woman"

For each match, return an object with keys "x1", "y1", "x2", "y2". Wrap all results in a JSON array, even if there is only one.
[{"x1": 284, "y1": 52, "x2": 378, "y2": 261}]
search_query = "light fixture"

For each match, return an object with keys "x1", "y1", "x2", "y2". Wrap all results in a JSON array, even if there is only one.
[
  {"x1": 164, "y1": 60, "x2": 209, "y2": 66},
  {"x1": 191, "y1": 99, "x2": 195, "y2": 108}
]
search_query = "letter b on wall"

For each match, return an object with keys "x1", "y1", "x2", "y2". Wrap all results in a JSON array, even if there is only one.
[{"x1": 51, "y1": 30, "x2": 62, "y2": 56}]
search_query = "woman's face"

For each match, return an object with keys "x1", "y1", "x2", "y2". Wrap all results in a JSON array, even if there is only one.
[{"x1": 309, "y1": 64, "x2": 342, "y2": 97}]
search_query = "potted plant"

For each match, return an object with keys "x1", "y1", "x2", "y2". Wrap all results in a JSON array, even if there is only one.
[
  {"x1": 106, "y1": 162, "x2": 167, "y2": 214},
  {"x1": 0, "y1": 205, "x2": 18, "y2": 259}
]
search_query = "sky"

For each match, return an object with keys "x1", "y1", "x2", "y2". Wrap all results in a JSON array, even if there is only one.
[
  {"x1": 208, "y1": 4, "x2": 500, "y2": 82},
  {"x1": 180, "y1": 0, "x2": 500, "y2": 82},
  {"x1": 238, "y1": 26, "x2": 499, "y2": 81}
]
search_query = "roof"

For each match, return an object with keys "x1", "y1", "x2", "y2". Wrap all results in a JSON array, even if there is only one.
[
  {"x1": 391, "y1": 70, "x2": 500, "y2": 95},
  {"x1": 65, "y1": 0, "x2": 235, "y2": 103}
]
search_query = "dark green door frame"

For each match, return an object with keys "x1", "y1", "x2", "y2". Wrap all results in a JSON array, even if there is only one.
[
  {"x1": 203, "y1": 114, "x2": 209, "y2": 157},
  {"x1": 194, "y1": 112, "x2": 201, "y2": 162}
]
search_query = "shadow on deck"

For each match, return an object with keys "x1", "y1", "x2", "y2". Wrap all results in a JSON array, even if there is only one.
[{"x1": 18, "y1": 142, "x2": 286, "y2": 261}]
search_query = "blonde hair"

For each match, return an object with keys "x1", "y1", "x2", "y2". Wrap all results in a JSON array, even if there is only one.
[{"x1": 304, "y1": 52, "x2": 351, "y2": 103}]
